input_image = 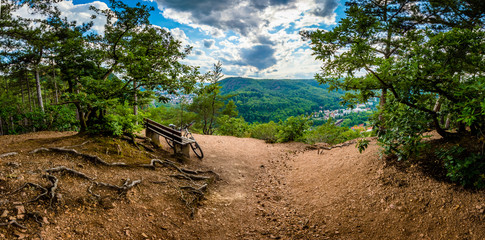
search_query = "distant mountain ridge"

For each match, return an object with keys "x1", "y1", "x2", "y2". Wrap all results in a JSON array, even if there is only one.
[{"x1": 219, "y1": 77, "x2": 344, "y2": 123}]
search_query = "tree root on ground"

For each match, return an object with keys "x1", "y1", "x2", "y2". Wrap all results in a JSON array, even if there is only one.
[
  {"x1": 170, "y1": 174, "x2": 210, "y2": 181},
  {"x1": 89, "y1": 179, "x2": 142, "y2": 198},
  {"x1": 27, "y1": 147, "x2": 219, "y2": 218},
  {"x1": 45, "y1": 166, "x2": 94, "y2": 181},
  {"x1": 44, "y1": 166, "x2": 141, "y2": 199},
  {"x1": 9, "y1": 175, "x2": 58, "y2": 206},
  {"x1": 31, "y1": 147, "x2": 112, "y2": 166},
  {"x1": 176, "y1": 183, "x2": 209, "y2": 218},
  {"x1": 0, "y1": 220, "x2": 27, "y2": 229},
  {"x1": 0, "y1": 152, "x2": 18, "y2": 158},
  {"x1": 144, "y1": 159, "x2": 220, "y2": 181},
  {"x1": 309, "y1": 141, "x2": 356, "y2": 155},
  {"x1": 63, "y1": 141, "x2": 92, "y2": 149}
]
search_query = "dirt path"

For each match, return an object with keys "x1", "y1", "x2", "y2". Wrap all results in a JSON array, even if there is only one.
[
  {"x1": 0, "y1": 132, "x2": 484, "y2": 239},
  {"x1": 181, "y1": 134, "x2": 485, "y2": 240}
]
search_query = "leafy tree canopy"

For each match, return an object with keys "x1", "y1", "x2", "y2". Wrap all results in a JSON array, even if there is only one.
[{"x1": 303, "y1": 0, "x2": 484, "y2": 163}]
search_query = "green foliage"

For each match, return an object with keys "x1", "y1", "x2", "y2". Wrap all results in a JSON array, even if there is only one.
[
  {"x1": 146, "y1": 104, "x2": 198, "y2": 132},
  {"x1": 356, "y1": 138, "x2": 370, "y2": 153},
  {"x1": 0, "y1": 0, "x2": 198, "y2": 136},
  {"x1": 305, "y1": 0, "x2": 485, "y2": 175},
  {"x1": 437, "y1": 146, "x2": 485, "y2": 188},
  {"x1": 377, "y1": 99, "x2": 431, "y2": 161},
  {"x1": 219, "y1": 77, "x2": 344, "y2": 123},
  {"x1": 249, "y1": 121, "x2": 279, "y2": 143},
  {"x1": 189, "y1": 62, "x2": 227, "y2": 135},
  {"x1": 101, "y1": 102, "x2": 146, "y2": 136},
  {"x1": 216, "y1": 115, "x2": 249, "y2": 138},
  {"x1": 304, "y1": 119, "x2": 360, "y2": 145},
  {"x1": 276, "y1": 115, "x2": 312, "y2": 143}
]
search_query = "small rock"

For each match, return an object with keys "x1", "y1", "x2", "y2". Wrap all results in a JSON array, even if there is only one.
[
  {"x1": 6, "y1": 162, "x2": 20, "y2": 168},
  {"x1": 15, "y1": 204, "x2": 25, "y2": 215},
  {"x1": 1, "y1": 210, "x2": 8, "y2": 218},
  {"x1": 142, "y1": 233, "x2": 148, "y2": 238},
  {"x1": 42, "y1": 217, "x2": 49, "y2": 225},
  {"x1": 14, "y1": 231, "x2": 27, "y2": 239}
]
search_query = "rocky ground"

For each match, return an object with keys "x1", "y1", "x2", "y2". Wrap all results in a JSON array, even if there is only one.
[{"x1": 0, "y1": 131, "x2": 484, "y2": 239}]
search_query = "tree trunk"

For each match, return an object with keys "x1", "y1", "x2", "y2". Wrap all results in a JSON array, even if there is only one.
[
  {"x1": 35, "y1": 69, "x2": 44, "y2": 112},
  {"x1": 0, "y1": 117, "x2": 3, "y2": 136},
  {"x1": 53, "y1": 62, "x2": 59, "y2": 104},
  {"x1": 445, "y1": 114, "x2": 451, "y2": 129},
  {"x1": 10, "y1": 116, "x2": 14, "y2": 133},
  {"x1": 26, "y1": 78, "x2": 32, "y2": 112},
  {"x1": 20, "y1": 79, "x2": 25, "y2": 106},
  {"x1": 75, "y1": 102, "x2": 87, "y2": 132},
  {"x1": 133, "y1": 80, "x2": 138, "y2": 124},
  {"x1": 433, "y1": 96, "x2": 441, "y2": 112},
  {"x1": 378, "y1": 88, "x2": 387, "y2": 131},
  {"x1": 4, "y1": 76, "x2": 8, "y2": 93}
]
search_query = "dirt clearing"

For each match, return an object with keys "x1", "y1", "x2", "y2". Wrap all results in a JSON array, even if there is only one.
[{"x1": 0, "y1": 132, "x2": 483, "y2": 239}]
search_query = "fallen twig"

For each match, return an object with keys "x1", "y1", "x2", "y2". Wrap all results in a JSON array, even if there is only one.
[
  {"x1": 0, "y1": 220, "x2": 27, "y2": 229},
  {"x1": 0, "y1": 152, "x2": 18, "y2": 158},
  {"x1": 45, "y1": 166, "x2": 94, "y2": 181},
  {"x1": 63, "y1": 141, "x2": 92, "y2": 149}
]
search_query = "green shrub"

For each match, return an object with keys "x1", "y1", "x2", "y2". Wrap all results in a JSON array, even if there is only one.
[
  {"x1": 250, "y1": 121, "x2": 278, "y2": 143},
  {"x1": 377, "y1": 99, "x2": 431, "y2": 161},
  {"x1": 216, "y1": 115, "x2": 249, "y2": 137},
  {"x1": 276, "y1": 115, "x2": 312, "y2": 142},
  {"x1": 102, "y1": 102, "x2": 146, "y2": 136},
  {"x1": 437, "y1": 146, "x2": 485, "y2": 188},
  {"x1": 304, "y1": 119, "x2": 359, "y2": 145}
]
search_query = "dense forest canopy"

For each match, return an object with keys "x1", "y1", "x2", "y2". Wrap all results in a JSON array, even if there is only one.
[
  {"x1": 304, "y1": 0, "x2": 485, "y2": 187},
  {"x1": 219, "y1": 77, "x2": 345, "y2": 123},
  {"x1": 0, "y1": 0, "x2": 199, "y2": 135}
]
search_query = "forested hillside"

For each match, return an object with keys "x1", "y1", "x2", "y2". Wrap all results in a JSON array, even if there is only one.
[{"x1": 219, "y1": 77, "x2": 345, "y2": 123}]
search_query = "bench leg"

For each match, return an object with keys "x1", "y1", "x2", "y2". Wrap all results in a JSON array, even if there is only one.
[
  {"x1": 174, "y1": 144, "x2": 190, "y2": 158},
  {"x1": 146, "y1": 129, "x2": 161, "y2": 147}
]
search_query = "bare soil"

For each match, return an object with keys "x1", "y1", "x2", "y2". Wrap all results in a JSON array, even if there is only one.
[{"x1": 0, "y1": 131, "x2": 484, "y2": 239}]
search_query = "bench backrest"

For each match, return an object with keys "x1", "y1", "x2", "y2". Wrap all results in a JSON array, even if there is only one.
[{"x1": 144, "y1": 118, "x2": 183, "y2": 144}]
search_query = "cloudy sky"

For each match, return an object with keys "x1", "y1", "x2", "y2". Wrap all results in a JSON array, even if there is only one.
[{"x1": 28, "y1": 0, "x2": 347, "y2": 79}]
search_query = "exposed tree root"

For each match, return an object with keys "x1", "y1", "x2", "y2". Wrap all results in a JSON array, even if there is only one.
[
  {"x1": 29, "y1": 147, "x2": 132, "y2": 167},
  {"x1": 0, "y1": 152, "x2": 18, "y2": 158},
  {"x1": 142, "y1": 159, "x2": 218, "y2": 217},
  {"x1": 180, "y1": 184, "x2": 208, "y2": 195},
  {"x1": 9, "y1": 182, "x2": 48, "y2": 199},
  {"x1": 27, "y1": 146, "x2": 218, "y2": 219},
  {"x1": 43, "y1": 166, "x2": 141, "y2": 199},
  {"x1": 179, "y1": 169, "x2": 221, "y2": 181},
  {"x1": 44, "y1": 175, "x2": 59, "y2": 207},
  {"x1": 25, "y1": 212, "x2": 45, "y2": 227},
  {"x1": 310, "y1": 141, "x2": 356, "y2": 154},
  {"x1": 89, "y1": 179, "x2": 142, "y2": 198},
  {"x1": 176, "y1": 183, "x2": 209, "y2": 218},
  {"x1": 63, "y1": 141, "x2": 92, "y2": 149},
  {"x1": 45, "y1": 166, "x2": 94, "y2": 181},
  {"x1": 0, "y1": 220, "x2": 27, "y2": 229},
  {"x1": 171, "y1": 174, "x2": 210, "y2": 181}
]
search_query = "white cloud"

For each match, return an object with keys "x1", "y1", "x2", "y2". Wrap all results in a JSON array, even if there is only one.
[
  {"x1": 13, "y1": 0, "x2": 109, "y2": 34},
  {"x1": 153, "y1": 0, "x2": 339, "y2": 78}
]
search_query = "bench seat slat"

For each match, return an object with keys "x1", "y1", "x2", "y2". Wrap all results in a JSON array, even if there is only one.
[{"x1": 145, "y1": 118, "x2": 195, "y2": 146}]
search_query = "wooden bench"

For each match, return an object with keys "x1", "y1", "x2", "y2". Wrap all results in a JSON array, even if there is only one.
[{"x1": 144, "y1": 118, "x2": 195, "y2": 157}]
